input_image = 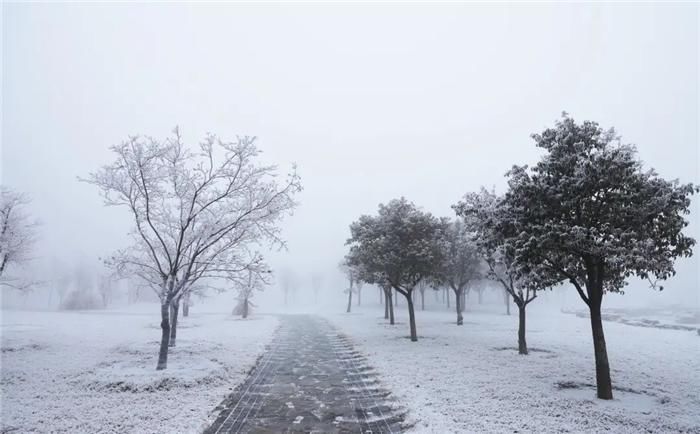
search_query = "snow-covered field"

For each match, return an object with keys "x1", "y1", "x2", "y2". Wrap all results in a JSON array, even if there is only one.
[
  {"x1": 1, "y1": 305, "x2": 278, "y2": 433},
  {"x1": 325, "y1": 303, "x2": 700, "y2": 434}
]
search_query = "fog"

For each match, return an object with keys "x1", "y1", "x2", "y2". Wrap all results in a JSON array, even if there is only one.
[{"x1": 2, "y1": 3, "x2": 698, "y2": 311}]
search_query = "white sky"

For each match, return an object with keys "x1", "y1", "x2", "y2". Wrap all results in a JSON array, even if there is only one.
[{"x1": 2, "y1": 2, "x2": 698, "y2": 303}]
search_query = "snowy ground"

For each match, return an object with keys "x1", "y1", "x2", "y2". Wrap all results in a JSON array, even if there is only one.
[
  {"x1": 324, "y1": 302, "x2": 700, "y2": 434},
  {"x1": 564, "y1": 306, "x2": 700, "y2": 334},
  {"x1": 1, "y1": 304, "x2": 278, "y2": 433}
]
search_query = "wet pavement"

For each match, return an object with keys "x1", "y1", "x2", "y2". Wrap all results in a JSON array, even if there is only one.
[{"x1": 206, "y1": 315, "x2": 404, "y2": 433}]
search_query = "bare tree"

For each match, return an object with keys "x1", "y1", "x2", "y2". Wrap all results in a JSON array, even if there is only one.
[
  {"x1": 182, "y1": 290, "x2": 192, "y2": 316},
  {"x1": 232, "y1": 267, "x2": 269, "y2": 319},
  {"x1": 98, "y1": 275, "x2": 114, "y2": 308},
  {"x1": 279, "y1": 268, "x2": 298, "y2": 306},
  {"x1": 0, "y1": 187, "x2": 39, "y2": 291},
  {"x1": 84, "y1": 129, "x2": 300, "y2": 369}
]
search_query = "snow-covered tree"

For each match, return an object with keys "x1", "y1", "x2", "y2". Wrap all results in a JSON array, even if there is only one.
[
  {"x1": 455, "y1": 187, "x2": 538, "y2": 355},
  {"x1": 434, "y1": 219, "x2": 482, "y2": 325},
  {"x1": 346, "y1": 198, "x2": 443, "y2": 341},
  {"x1": 84, "y1": 128, "x2": 300, "y2": 369},
  {"x1": 339, "y1": 260, "x2": 358, "y2": 313},
  {"x1": 0, "y1": 187, "x2": 39, "y2": 291},
  {"x1": 232, "y1": 268, "x2": 269, "y2": 319},
  {"x1": 503, "y1": 115, "x2": 698, "y2": 399}
]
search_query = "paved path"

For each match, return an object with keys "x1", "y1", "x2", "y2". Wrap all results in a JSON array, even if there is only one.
[{"x1": 206, "y1": 315, "x2": 404, "y2": 433}]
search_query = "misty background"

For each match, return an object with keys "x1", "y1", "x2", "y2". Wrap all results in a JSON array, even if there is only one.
[{"x1": 2, "y1": 2, "x2": 698, "y2": 311}]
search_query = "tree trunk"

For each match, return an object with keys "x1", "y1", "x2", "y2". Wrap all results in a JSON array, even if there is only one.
[
  {"x1": 242, "y1": 297, "x2": 249, "y2": 319},
  {"x1": 183, "y1": 291, "x2": 190, "y2": 317},
  {"x1": 589, "y1": 302, "x2": 613, "y2": 399},
  {"x1": 404, "y1": 291, "x2": 418, "y2": 341},
  {"x1": 478, "y1": 289, "x2": 483, "y2": 304},
  {"x1": 446, "y1": 288, "x2": 450, "y2": 308},
  {"x1": 454, "y1": 288, "x2": 463, "y2": 325},
  {"x1": 395, "y1": 289, "x2": 398, "y2": 306},
  {"x1": 517, "y1": 303, "x2": 527, "y2": 355},
  {"x1": 504, "y1": 290, "x2": 510, "y2": 315},
  {"x1": 387, "y1": 289, "x2": 395, "y2": 325},
  {"x1": 169, "y1": 300, "x2": 180, "y2": 347},
  {"x1": 346, "y1": 289, "x2": 352, "y2": 313},
  {"x1": 156, "y1": 300, "x2": 171, "y2": 370},
  {"x1": 357, "y1": 287, "x2": 361, "y2": 306},
  {"x1": 383, "y1": 289, "x2": 389, "y2": 319},
  {"x1": 379, "y1": 287, "x2": 383, "y2": 305},
  {"x1": 420, "y1": 289, "x2": 425, "y2": 311}
]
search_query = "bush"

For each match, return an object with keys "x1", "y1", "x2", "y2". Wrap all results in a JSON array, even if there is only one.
[{"x1": 61, "y1": 289, "x2": 102, "y2": 310}]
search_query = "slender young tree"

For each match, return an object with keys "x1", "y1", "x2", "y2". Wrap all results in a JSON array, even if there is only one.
[
  {"x1": 182, "y1": 290, "x2": 192, "y2": 317},
  {"x1": 340, "y1": 261, "x2": 356, "y2": 313},
  {"x1": 503, "y1": 115, "x2": 697, "y2": 399},
  {"x1": 503, "y1": 288, "x2": 511, "y2": 315},
  {"x1": 346, "y1": 198, "x2": 443, "y2": 341},
  {"x1": 356, "y1": 280, "x2": 363, "y2": 306},
  {"x1": 417, "y1": 279, "x2": 428, "y2": 311},
  {"x1": 455, "y1": 188, "x2": 539, "y2": 355},
  {"x1": 435, "y1": 219, "x2": 482, "y2": 325},
  {"x1": 85, "y1": 128, "x2": 300, "y2": 369},
  {"x1": 383, "y1": 285, "x2": 395, "y2": 324},
  {"x1": 232, "y1": 267, "x2": 269, "y2": 319}
]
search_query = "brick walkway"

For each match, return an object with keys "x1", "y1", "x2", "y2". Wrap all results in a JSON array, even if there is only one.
[{"x1": 206, "y1": 315, "x2": 404, "y2": 433}]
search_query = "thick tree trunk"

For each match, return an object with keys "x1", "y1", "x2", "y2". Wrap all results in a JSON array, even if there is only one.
[
  {"x1": 346, "y1": 289, "x2": 352, "y2": 313},
  {"x1": 357, "y1": 287, "x2": 361, "y2": 306},
  {"x1": 446, "y1": 288, "x2": 450, "y2": 308},
  {"x1": 379, "y1": 287, "x2": 383, "y2": 305},
  {"x1": 454, "y1": 287, "x2": 463, "y2": 325},
  {"x1": 242, "y1": 297, "x2": 249, "y2": 319},
  {"x1": 589, "y1": 302, "x2": 613, "y2": 399},
  {"x1": 169, "y1": 300, "x2": 180, "y2": 347},
  {"x1": 478, "y1": 289, "x2": 483, "y2": 304},
  {"x1": 156, "y1": 300, "x2": 171, "y2": 370},
  {"x1": 517, "y1": 303, "x2": 527, "y2": 355},
  {"x1": 420, "y1": 289, "x2": 425, "y2": 311},
  {"x1": 404, "y1": 292, "x2": 418, "y2": 342}
]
